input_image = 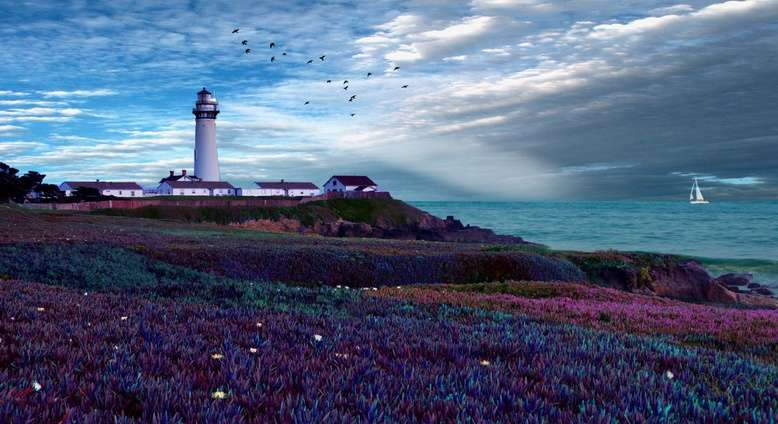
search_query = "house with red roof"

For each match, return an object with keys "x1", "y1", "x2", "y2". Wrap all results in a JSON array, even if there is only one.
[{"x1": 322, "y1": 176, "x2": 378, "y2": 193}]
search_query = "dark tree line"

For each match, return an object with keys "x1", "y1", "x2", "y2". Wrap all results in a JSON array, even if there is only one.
[{"x1": 0, "y1": 162, "x2": 63, "y2": 203}]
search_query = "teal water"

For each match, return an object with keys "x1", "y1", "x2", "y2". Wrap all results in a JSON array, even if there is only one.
[{"x1": 411, "y1": 201, "x2": 778, "y2": 286}]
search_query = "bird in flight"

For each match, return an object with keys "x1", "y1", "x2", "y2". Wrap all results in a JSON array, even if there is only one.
[
  {"x1": 319, "y1": 55, "x2": 326, "y2": 61},
  {"x1": 270, "y1": 56, "x2": 275, "y2": 62},
  {"x1": 350, "y1": 113, "x2": 356, "y2": 117},
  {"x1": 232, "y1": 28, "x2": 239, "y2": 34},
  {"x1": 366, "y1": 72, "x2": 372, "y2": 78},
  {"x1": 304, "y1": 101, "x2": 310, "y2": 105},
  {"x1": 326, "y1": 80, "x2": 332, "y2": 83},
  {"x1": 343, "y1": 80, "x2": 348, "y2": 85},
  {"x1": 245, "y1": 48, "x2": 251, "y2": 54},
  {"x1": 269, "y1": 42, "x2": 276, "y2": 48},
  {"x1": 401, "y1": 85, "x2": 408, "y2": 88},
  {"x1": 348, "y1": 95, "x2": 357, "y2": 102},
  {"x1": 393, "y1": 66, "x2": 400, "y2": 71},
  {"x1": 282, "y1": 52, "x2": 287, "y2": 56},
  {"x1": 241, "y1": 40, "x2": 248, "y2": 45},
  {"x1": 307, "y1": 59, "x2": 314, "y2": 64},
  {"x1": 343, "y1": 86, "x2": 349, "y2": 90}
]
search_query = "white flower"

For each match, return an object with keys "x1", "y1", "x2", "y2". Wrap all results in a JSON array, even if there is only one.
[
  {"x1": 211, "y1": 390, "x2": 227, "y2": 400},
  {"x1": 211, "y1": 353, "x2": 224, "y2": 360},
  {"x1": 334, "y1": 353, "x2": 349, "y2": 359},
  {"x1": 120, "y1": 316, "x2": 128, "y2": 321},
  {"x1": 36, "y1": 307, "x2": 45, "y2": 312},
  {"x1": 256, "y1": 322, "x2": 263, "y2": 328},
  {"x1": 336, "y1": 285, "x2": 342, "y2": 289},
  {"x1": 396, "y1": 286, "x2": 401, "y2": 289},
  {"x1": 113, "y1": 345, "x2": 119, "y2": 350},
  {"x1": 666, "y1": 370, "x2": 674, "y2": 380},
  {"x1": 249, "y1": 347, "x2": 258, "y2": 354},
  {"x1": 480, "y1": 360, "x2": 491, "y2": 366},
  {"x1": 83, "y1": 292, "x2": 88, "y2": 296},
  {"x1": 372, "y1": 287, "x2": 378, "y2": 291},
  {"x1": 313, "y1": 334, "x2": 323, "y2": 342},
  {"x1": 32, "y1": 381, "x2": 42, "y2": 392}
]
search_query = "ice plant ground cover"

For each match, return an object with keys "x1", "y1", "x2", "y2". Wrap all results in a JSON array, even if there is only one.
[
  {"x1": 2, "y1": 281, "x2": 777, "y2": 422},
  {"x1": 1, "y1": 205, "x2": 777, "y2": 421},
  {"x1": 371, "y1": 282, "x2": 778, "y2": 362}
]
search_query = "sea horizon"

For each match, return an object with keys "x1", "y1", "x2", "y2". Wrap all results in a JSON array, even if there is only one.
[{"x1": 410, "y1": 200, "x2": 778, "y2": 286}]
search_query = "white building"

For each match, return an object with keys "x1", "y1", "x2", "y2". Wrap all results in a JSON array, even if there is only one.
[
  {"x1": 322, "y1": 176, "x2": 378, "y2": 193},
  {"x1": 158, "y1": 180, "x2": 235, "y2": 196},
  {"x1": 60, "y1": 181, "x2": 144, "y2": 197},
  {"x1": 193, "y1": 88, "x2": 221, "y2": 181},
  {"x1": 239, "y1": 180, "x2": 320, "y2": 197}
]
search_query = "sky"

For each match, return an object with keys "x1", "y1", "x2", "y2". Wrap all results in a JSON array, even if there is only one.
[{"x1": 0, "y1": 0, "x2": 776, "y2": 200}]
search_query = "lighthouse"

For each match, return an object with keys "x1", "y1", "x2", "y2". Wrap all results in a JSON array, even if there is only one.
[{"x1": 193, "y1": 87, "x2": 220, "y2": 181}]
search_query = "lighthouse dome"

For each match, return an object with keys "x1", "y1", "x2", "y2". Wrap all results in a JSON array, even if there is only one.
[{"x1": 196, "y1": 87, "x2": 218, "y2": 105}]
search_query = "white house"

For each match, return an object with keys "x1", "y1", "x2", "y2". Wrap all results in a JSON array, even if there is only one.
[
  {"x1": 239, "y1": 180, "x2": 320, "y2": 197},
  {"x1": 158, "y1": 180, "x2": 236, "y2": 196},
  {"x1": 322, "y1": 176, "x2": 378, "y2": 193},
  {"x1": 60, "y1": 181, "x2": 144, "y2": 198}
]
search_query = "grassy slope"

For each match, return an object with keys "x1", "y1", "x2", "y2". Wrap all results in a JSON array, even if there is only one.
[{"x1": 92, "y1": 198, "x2": 427, "y2": 228}]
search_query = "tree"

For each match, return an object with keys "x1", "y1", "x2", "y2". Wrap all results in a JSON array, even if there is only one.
[
  {"x1": 18, "y1": 171, "x2": 46, "y2": 196},
  {"x1": 72, "y1": 187, "x2": 102, "y2": 202},
  {"x1": 34, "y1": 183, "x2": 64, "y2": 201},
  {"x1": 0, "y1": 162, "x2": 24, "y2": 203}
]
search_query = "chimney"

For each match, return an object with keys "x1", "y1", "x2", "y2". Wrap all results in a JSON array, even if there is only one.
[
  {"x1": 96, "y1": 179, "x2": 100, "y2": 182},
  {"x1": 169, "y1": 170, "x2": 174, "y2": 177},
  {"x1": 182, "y1": 169, "x2": 187, "y2": 176},
  {"x1": 281, "y1": 179, "x2": 284, "y2": 183}
]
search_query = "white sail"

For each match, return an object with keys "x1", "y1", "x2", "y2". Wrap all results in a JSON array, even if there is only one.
[{"x1": 689, "y1": 178, "x2": 709, "y2": 204}]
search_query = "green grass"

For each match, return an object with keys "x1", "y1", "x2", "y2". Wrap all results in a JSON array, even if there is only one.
[{"x1": 0, "y1": 242, "x2": 361, "y2": 315}]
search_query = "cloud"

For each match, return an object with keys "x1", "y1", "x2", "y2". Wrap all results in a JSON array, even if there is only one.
[
  {"x1": 1, "y1": 0, "x2": 776, "y2": 199},
  {"x1": 0, "y1": 124, "x2": 25, "y2": 135},
  {"x1": 40, "y1": 89, "x2": 118, "y2": 98},
  {"x1": 649, "y1": 4, "x2": 694, "y2": 16}
]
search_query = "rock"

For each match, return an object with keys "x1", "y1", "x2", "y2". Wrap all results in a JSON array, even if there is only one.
[
  {"x1": 753, "y1": 287, "x2": 775, "y2": 296},
  {"x1": 713, "y1": 272, "x2": 752, "y2": 286},
  {"x1": 650, "y1": 261, "x2": 730, "y2": 303},
  {"x1": 727, "y1": 285, "x2": 745, "y2": 293},
  {"x1": 747, "y1": 283, "x2": 762, "y2": 289},
  {"x1": 707, "y1": 282, "x2": 739, "y2": 304}
]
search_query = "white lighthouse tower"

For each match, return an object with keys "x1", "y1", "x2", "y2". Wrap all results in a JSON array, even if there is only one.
[{"x1": 193, "y1": 87, "x2": 221, "y2": 181}]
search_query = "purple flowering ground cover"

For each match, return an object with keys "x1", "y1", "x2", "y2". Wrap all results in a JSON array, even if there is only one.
[
  {"x1": 2, "y1": 280, "x2": 778, "y2": 423},
  {"x1": 373, "y1": 282, "x2": 778, "y2": 361},
  {"x1": 2, "y1": 206, "x2": 778, "y2": 422}
]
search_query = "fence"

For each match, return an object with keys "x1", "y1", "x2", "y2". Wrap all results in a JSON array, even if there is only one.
[{"x1": 22, "y1": 191, "x2": 392, "y2": 211}]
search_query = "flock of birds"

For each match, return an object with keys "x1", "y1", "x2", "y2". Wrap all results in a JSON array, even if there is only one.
[{"x1": 231, "y1": 27, "x2": 409, "y2": 117}]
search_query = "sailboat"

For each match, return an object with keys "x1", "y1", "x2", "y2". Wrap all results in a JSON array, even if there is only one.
[{"x1": 689, "y1": 178, "x2": 710, "y2": 204}]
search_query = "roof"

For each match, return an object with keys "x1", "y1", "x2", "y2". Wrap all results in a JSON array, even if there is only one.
[
  {"x1": 62, "y1": 181, "x2": 142, "y2": 191},
  {"x1": 198, "y1": 87, "x2": 211, "y2": 95},
  {"x1": 329, "y1": 175, "x2": 377, "y2": 186},
  {"x1": 159, "y1": 175, "x2": 201, "y2": 183},
  {"x1": 255, "y1": 181, "x2": 319, "y2": 190},
  {"x1": 163, "y1": 181, "x2": 235, "y2": 189}
]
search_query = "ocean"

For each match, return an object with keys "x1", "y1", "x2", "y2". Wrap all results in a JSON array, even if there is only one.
[{"x1": 410, "y1": 201, "x2": 778, "y2": 287}]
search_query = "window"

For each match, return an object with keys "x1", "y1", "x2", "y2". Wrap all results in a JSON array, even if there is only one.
[
  {"x1": 119, "y1": 191, "x2": 123, "y2": 195},
  {"x1": 192, "y1": 190, "x2": 196, "y2": 194}
]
